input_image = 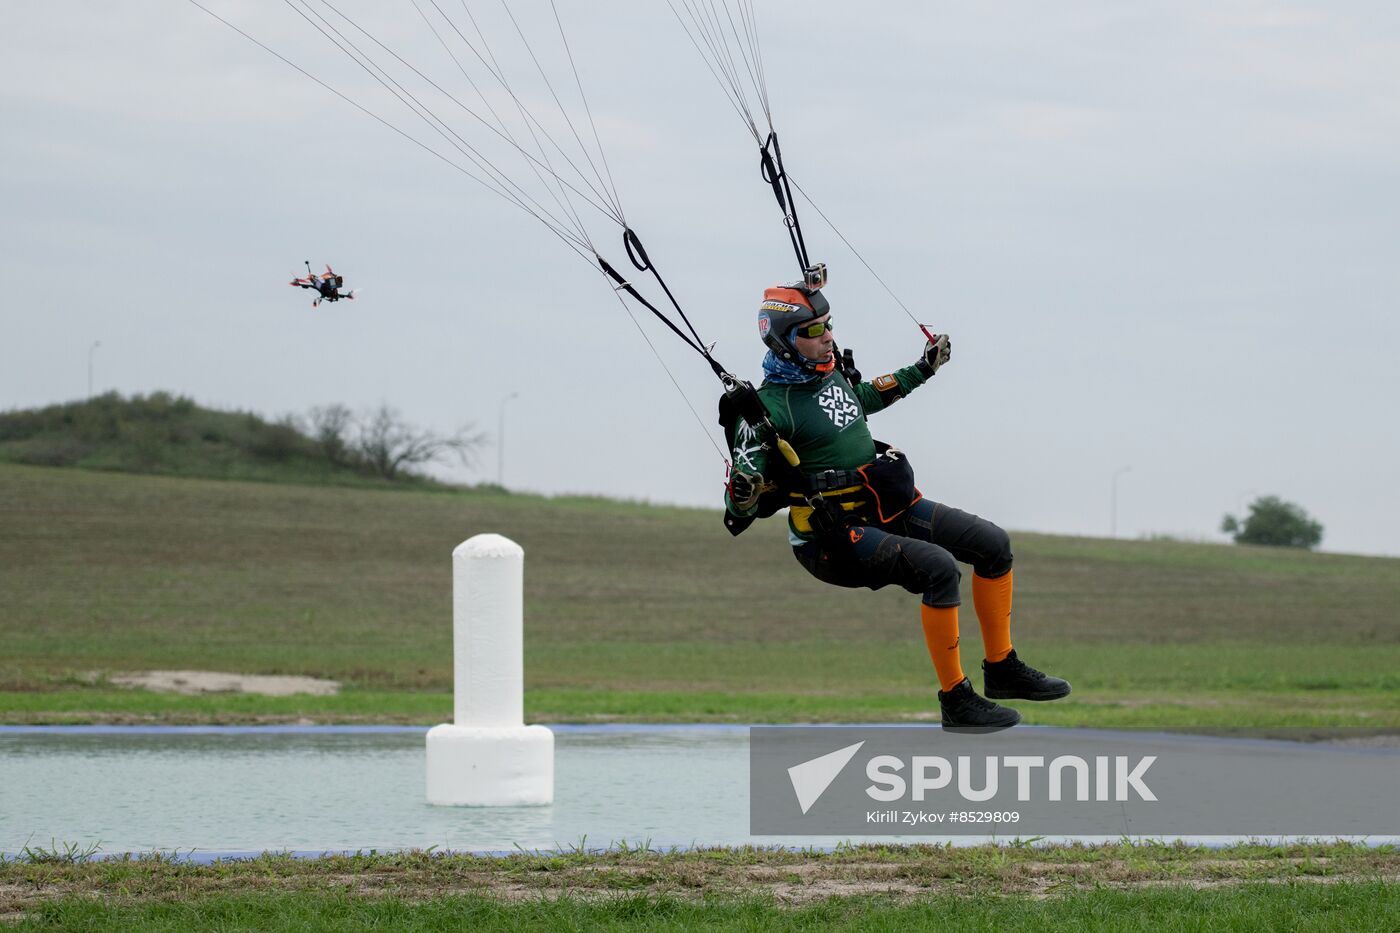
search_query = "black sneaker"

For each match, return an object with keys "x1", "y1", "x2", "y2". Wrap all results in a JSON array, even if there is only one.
[
  {"x1": 982, "y1": 649, "x2": 1072, "y2": 701},
  {"x1": 938, "y1": 678, "x2": 1021, "y2": 731}
]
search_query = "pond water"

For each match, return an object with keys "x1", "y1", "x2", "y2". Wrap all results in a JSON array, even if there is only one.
[
  {"x1": 3, "y1": 726, "x2": 761, "y2": 857},
  {"x1": 2, "y1": 725, "x2": 1394, "y2": 858}
]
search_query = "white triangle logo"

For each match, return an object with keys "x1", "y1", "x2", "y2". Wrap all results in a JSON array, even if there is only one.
[{"x1": 787, "y1": 741, "x2": 865, "y2": 814}]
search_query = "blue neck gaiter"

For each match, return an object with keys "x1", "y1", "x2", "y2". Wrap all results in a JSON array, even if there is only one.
[{"x1": 762, "y1": 350, "x2": 821, "y2": 385}]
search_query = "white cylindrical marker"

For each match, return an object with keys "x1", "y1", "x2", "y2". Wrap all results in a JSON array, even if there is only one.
[
  {"x1": 453, "y1": 534, "x2": 524, "y2": 727},
  {"x1": 426, "y1": 533, "x2": 553, "y2": 806}
]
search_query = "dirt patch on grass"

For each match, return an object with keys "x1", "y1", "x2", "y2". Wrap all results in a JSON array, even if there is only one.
[
  {"x1": 4, "y1": 845, "x2": 1397, "y2": 914},
  {"x1": 108, "y1": 670, "x2": 339, "y2": 697},
  {"x1": 1317, "y1": 732, "x2": 1400, "y2": 748}
]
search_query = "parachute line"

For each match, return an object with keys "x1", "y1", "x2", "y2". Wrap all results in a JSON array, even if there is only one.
[
  {"x1": 788, "y1": 177, "x2": 920, "y2": 326},
  {"x1": 283, "y1": 0, "x2": 594, "y2": 248},
  {"x1": 185, "y1": 0, "x2": 735, "y2": 459},
  {"x1": 294, "y1": 0, "x2": 616, "y2": 237},
  {"x1": 603, "y1": 277, "x2": 729, "y2": 465},
  {"x1": 549, "y1": 0, "x2": 626, "y2": 227},
  {"x1": 413, "y1": 0, "x2": 596, "y2": 250},
  {"x1": 184, "y1": 0, "x2": 586, "y2": 256},
  {"x1": 671, "y1": 0, "x2": 923, "y2": 329}
]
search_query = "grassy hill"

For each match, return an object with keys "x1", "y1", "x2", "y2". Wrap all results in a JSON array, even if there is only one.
[
  {"x1": 0, "y1": 392, "x2": 447, "y2": 488},
  {"x1": 2, "y1": 462, "x2": 1398, "y2": 728}
]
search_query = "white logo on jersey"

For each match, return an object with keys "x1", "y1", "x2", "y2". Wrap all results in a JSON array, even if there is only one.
[
  {"x1": 732, "y1": 419, "x2": 762, "y2": 470},
  {"x1": 817, "y1": 384, "x2": 860, "y2": 429}
]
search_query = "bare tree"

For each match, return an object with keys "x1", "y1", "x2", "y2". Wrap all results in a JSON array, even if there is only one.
[
  {"x1": 306, "y1": 403, "x2": 354, "y2": 466},
  {"x1": 353, "y1": 403, "x2": 485, "y2": 480}
]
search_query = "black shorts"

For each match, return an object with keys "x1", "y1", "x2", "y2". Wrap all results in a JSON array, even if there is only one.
[{"x1": 792, "y1": 499, "x2": 1012, "y2": 607}]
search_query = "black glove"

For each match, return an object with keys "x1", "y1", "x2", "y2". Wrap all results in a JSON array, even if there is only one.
[
  {"x1": 729, "y1": 471, "x2": 763, "y2": 510},
  {"x1": 915, "y1": 334, "x2": 952, "y2": 377},
  {"x1": 806, "y1": 494, "x2": 847, "y2": 538}
]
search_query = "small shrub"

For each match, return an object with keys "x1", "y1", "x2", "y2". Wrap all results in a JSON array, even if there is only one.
[
  {"x1": 249, "y1": 419, "x2": 306, "y2": 463},
  {"x1": 1222, "y1": 496, "x2": 1324, "y2": 550},
  {"x1": 13, "y1": 439, "x2": 91, "y2": 467}
]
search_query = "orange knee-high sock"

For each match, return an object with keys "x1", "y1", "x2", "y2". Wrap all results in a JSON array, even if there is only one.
[
  {"x1": 972, "y1": 570, "x2": 1015, "y2": 663},
  {"x1": 920, "y1": 604, "x2": 965, "y2": 692}
]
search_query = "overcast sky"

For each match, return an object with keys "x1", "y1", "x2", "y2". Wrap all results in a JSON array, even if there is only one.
[{"x1": 4, "y1": 1, "x2": 1399, "y2": 556}]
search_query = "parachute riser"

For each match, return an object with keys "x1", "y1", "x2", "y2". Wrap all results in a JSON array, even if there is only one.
[
  {"x1": 596, "y1": 233, "x2": 727, "y2": 384},
  {"x1": 759, "y1": 132, "x2": 826, "y2": 292}
]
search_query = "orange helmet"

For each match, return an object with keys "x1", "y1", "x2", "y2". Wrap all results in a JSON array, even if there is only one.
[{"x1": 757, "y1": 283, "x2": 833, "y2": 372}]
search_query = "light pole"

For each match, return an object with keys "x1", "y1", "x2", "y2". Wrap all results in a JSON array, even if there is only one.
[
  {"x1": 497, "y1": 392, "x2": 519, "y2": 487},
  {"x1": 87, "y1": 341, "x2": 101, "y2": 399},
  {"x1": 1111, "y1": 465, "x2": 1132, "y2": 538}
]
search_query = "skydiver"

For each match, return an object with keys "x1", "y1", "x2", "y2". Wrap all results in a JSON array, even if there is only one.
[{"x1": 722, "y1": 282, "x2": 1070, "y2": 729}]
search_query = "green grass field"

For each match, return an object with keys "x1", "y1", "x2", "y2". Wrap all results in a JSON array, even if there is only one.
[
  {"x1": 15, "y1": 886, "x2": 1400, "y2": 932},
  {"x1": 4, "y1": 464, "x2": 1399, "y2": 925},
  {"x1": 4, "y1": 843, "x2": 1398, "y2": 930},
  {"x1": 2, "y1": 463, "x2": 1399, "y2": 728}
]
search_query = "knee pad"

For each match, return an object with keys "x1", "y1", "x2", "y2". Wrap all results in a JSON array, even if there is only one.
[
  {"x1": 976, "y1": 522, "x2": 1014, "y2": 578},
  {"x1": 898, "y1": 541, "x2": 961, "y2": 607}
]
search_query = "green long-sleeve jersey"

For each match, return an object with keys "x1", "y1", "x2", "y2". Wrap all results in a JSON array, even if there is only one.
[{"x1": 725, "y1": 362, "x2": 929, "y2": 541}]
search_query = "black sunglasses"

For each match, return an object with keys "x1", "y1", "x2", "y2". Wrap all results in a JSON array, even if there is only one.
[{"x1": 791, "y1": 317, "x2": 833, "y2": 339}]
